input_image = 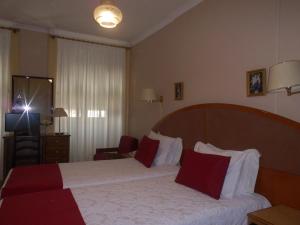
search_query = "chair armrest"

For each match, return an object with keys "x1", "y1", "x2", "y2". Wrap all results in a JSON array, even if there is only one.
[{"x1": 96, "y1": 147, "x2": 118, "y2": 154}]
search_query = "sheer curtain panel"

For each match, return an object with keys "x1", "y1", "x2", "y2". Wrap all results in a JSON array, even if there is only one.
[
  {"x1": 0, "y1": 30, "x2": 11, "y2": 180},
  {"x1": 56, "y1": 39, "x2": 126, "y2": 162}
]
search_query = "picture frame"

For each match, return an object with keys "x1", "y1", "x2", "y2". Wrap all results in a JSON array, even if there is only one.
[
  {"x1": 246, "y1": 68, "x2": 266, "y2": 97},
  {"x1": 174, "y1": 82, "x2": 184, "y2": 100}
]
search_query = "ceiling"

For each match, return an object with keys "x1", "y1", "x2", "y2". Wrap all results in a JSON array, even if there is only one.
[{"x1": 0, "y1": 0, "x2": 202, "y2": 46}]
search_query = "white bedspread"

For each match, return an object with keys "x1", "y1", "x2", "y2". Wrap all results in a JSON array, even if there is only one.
[
  {"x1": 60, "y1": 158, "x2": 179, "y2": 188},
  {"x1": 72, "y1": 175, "x2": 270, "y2": 225}
]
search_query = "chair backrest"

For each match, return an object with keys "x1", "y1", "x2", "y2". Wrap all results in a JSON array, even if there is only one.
[
  {"x1": 13, "y1": 132, "x2": 41, "y2": 167},
  {"x1": 118, "y1": 135, "x2": 138, "y2": 154}
]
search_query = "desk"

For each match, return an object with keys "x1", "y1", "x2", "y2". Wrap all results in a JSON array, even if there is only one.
[{"x1": 3, "y1": 134, "x2": 70, "y2": 179}]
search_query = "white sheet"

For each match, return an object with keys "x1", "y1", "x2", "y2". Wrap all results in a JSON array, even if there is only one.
[
  {"x1": 60, "y1": 158, "x2": 179, "y2": 188},
  {"x1": 72, "y1": 175, "x2": 270, "y2": 225},
  {"x1": 1, "y1": 158, "x2": 179, "y2": 194}
]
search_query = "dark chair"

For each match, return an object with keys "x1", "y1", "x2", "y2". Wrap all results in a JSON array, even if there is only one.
[
  {"x1": 94, "y1": 135, "x2": 138, "y2": 160},
  {"x1": 13, "y1": 130, "x2": 41, "y2": 167}
]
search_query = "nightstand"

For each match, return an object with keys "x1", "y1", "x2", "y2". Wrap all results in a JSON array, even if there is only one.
[
  {"x1": 248, "y1": 205, "x2": 300, "y2": 225},
  {"x1": 43, "y1": 134, "x2": 70, "y2": 163}
]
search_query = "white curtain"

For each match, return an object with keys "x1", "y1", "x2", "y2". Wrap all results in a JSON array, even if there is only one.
[
  {"x1": 0, "y1": 30, "x2": 11, "y2": 179},
  {"x1": 56, "y1": 39, "x2": 126, "y2": 162}
]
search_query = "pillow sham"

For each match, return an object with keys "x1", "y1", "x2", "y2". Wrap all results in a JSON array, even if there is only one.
[
  {"x1": 135, "y1": 136, "x2": 159, "y2": 168},
  {"x1": 194, "y1": 141, "x2": 246, "y2": 199},
  {"x1": 148, "y1": 131, "x2": 182, "y2": 166},
  {"x1": 175, "y1": 150, "x2": 230, "y2": 200},
  {"x1": 206, "y1": 143, "x2": 260, "y2": 196}
]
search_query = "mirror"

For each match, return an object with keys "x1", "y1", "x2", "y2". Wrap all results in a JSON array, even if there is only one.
[{"x1": 12, "y1": 75, "x2": 54, "y2": 124}]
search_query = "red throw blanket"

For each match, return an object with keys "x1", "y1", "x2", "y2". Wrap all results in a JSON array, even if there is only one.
[
  {"x1": 0, "y1": 189, "x2": 86, "y2": 225},
  {"x1": 1, "y1": 164, "x2": 63, "y2": 198}
]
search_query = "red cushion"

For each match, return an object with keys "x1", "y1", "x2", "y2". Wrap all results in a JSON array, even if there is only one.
[
  {"x1": 118, "y1": 135, "x2": 138, "y2": 154},
  {"x1": 135, "y1": 136, "x2": 159, "y2": 168},
  {"x1": 175, "y1": 150, "x2": 230, "y2": 199}
]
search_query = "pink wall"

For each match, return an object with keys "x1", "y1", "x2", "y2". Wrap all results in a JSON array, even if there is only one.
[{"x1": 129, "y1": 0, "x2": 300, "y2": 138}]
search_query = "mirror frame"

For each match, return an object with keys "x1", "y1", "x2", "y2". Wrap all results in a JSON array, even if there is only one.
[{"x1": 11, "y1": 75, "x2": 54, "y2": 124}]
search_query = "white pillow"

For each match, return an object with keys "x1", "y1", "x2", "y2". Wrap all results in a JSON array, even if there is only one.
[
  {"x1": 206, "y1": 143, "x2": 260, "y2": 196},
  {"x1": 234, "y1": 149, "x2": 260, "y2": 195},
  {"x1": 194, "y1": 141, "x2": 246, "y2": 199},
  {"x1": 149, "y1": 131, "x2": 182, "y2": 166}
]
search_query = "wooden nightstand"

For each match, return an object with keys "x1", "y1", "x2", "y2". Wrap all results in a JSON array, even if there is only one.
[
  {"x1": 248, "y1": 205, "x2": 300, "y2": 225},
  {"x1": 43, "y1": 134, "x2": 70, "y2": 163}
]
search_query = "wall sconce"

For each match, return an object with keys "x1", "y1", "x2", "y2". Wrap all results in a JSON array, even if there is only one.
[
  {"x1": 268, "y1": 60, "x2": 300, "y2": 96},
  {"x1": 141, "y1": 88, "x2": 163, "y2": 103}
]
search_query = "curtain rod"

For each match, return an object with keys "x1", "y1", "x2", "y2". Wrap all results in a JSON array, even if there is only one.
[
  {"x1": 51, "y1": 35, "x2": 130, "y2": 50},
  {"x1": 0, "y1": 26, "x2": 19, "y2": 33}
]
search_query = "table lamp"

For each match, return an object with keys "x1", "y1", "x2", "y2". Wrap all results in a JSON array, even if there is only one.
[{"x1": 53, "y1": 108, "x2": 68, "y2": 135}]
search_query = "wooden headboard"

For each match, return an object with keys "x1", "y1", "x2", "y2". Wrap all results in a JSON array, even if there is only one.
[{"x1": 152, "y1": 103, "x2": 300, "y2": 209}]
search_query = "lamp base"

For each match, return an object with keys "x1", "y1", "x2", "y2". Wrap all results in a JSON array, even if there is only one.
[{"x1": 55, "y1": 132, "x2": 64, "y2": 136}]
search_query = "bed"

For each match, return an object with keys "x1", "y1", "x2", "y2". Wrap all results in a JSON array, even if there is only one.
[
  {"x1": 1, "y1": 103, "x2": 300, "y2": 225},
  {"x1": 1, "y1": 158, "x2": 179, "y2": 198},
  {"x1": 0, "y1": 175, "x2": 270, "y2": 225}
]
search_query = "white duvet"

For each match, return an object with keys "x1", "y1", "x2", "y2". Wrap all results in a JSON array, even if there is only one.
[
  {"x1": 1, "y1": 158, "x2": 179, "y2": 193},
  {"x1": 60, "y1": 158, "x2": 179, "y2": 188},
  {"x1": 72, "y1": 175, "x2": 270, "y2": 225}
]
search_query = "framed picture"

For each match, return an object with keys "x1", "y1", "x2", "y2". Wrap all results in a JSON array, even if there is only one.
[
  {"x1": 174, "y1": 82, "x2": 184, "y2": 100},
  {"x1": 246, "y1": 68, "x2": 266, "y2": 97}
]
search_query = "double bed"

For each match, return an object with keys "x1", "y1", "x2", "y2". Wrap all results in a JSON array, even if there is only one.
[{"x1": 1, "y1": 103, "x2": 300, "y2": 225}]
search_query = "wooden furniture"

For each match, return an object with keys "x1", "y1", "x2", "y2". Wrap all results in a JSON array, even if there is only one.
[
  {"x1": 2, "y1": 134, "x2": 70, "y2": 178},
  {"x1": 12, "y1": 75, "x2": 54, "y2": 124},
  {"x1": 152, "y1": 103, "x2": 300, "y2": 209},
  {"x1": 248, "y1": 205, "x2": 300, "y2": 225},
  {"x1": 43, "y1": 135, "x2": 70, "y2": 164}
]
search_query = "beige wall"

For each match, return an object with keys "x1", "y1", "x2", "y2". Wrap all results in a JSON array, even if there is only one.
[
  {"x1": 18, "y1": 29, "x2": 49, "y2": 77},
  {"x1": 129, "y1": 0, "x2": 300, "y2": 138}
]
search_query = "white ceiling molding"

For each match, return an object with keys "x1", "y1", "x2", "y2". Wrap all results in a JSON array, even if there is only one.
[
  {"x1": 50, "y1": 29, "x2": 131, "y2": 47},
  {"x1": 0, "y1": 0, "x2": 203, "y2": 48},
  {"x1": 0, "y1": 18, "x2": 49, "y2": 33},
  {"x1": 131, "y1": 0, "x2": 203, "y2": 46},
  {"x1": 0, "y1": 18, "x2": 15, "y2": 27},
  {"x1": 0, "y1": 18, "x2": 130, "y2": 48}
]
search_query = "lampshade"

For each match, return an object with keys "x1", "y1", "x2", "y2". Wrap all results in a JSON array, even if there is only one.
[
  {"x1": 141, "y1": 88, "x2": 158, "y2": 102},
  {"x1": 268, "y1": 60, "x2": 300, "y2": 93},
  {"x1": 53, "y1": 108, "x2": 68, "y2": 117},
  {"x1": 93, "y1": 1, "x2": 123, "y2": 28}
]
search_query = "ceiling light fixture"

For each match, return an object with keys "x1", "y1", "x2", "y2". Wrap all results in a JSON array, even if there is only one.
[{"x1": 93, "y1": 0, "x2": 123, "y2": 29}]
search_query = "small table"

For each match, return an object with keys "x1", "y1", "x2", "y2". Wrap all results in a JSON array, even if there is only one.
[{"x1": 248, "y1": 205, "x2": 300, "y2": 225}]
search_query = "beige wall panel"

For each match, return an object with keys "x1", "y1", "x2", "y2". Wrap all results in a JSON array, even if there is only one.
[
  {"x1": 129, "y1": 0, "x2": 300, "y2": 138},
  {"x1": 19, "y1": 30, "x2": 48, "y2": 76}
]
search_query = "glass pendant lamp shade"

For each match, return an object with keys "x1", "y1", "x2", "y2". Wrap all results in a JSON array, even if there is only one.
[{"x1": 94, "y1": 1, "x2": 123, "y2": 28}]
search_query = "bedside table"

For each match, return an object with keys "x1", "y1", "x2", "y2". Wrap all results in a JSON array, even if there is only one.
[
  {"x1": 248, "y1": 205, "x2": 300, "y2": 225},
  {"x1": 43, "y1": 134, "x2": 70, "y2": 163}
]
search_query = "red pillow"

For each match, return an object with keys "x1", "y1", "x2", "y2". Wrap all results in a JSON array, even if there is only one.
[
  {"x1": 135, "y1": 136, "x2": 159, "y2": 168},
  {"x1": 175, "y1": 150, "x2": 230, "y2": 199}
]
